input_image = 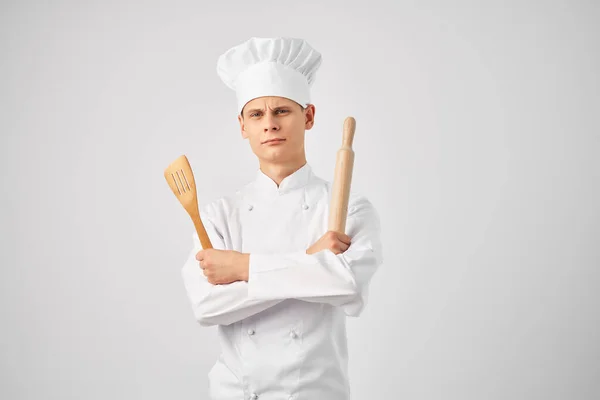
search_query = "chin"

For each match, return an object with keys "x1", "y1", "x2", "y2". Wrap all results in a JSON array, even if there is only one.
[{"x1": 259, "y1": 150, "x2": 290, "y2": 162}]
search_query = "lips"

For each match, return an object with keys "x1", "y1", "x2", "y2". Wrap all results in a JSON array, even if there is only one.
[{"x1": 263, "y1": 138, "x2": 286, "y2": 144}]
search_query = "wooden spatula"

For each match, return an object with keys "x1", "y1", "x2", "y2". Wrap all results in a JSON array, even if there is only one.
[{"x1": 164, "y1": 155, "x2": 213, "y2": 249}]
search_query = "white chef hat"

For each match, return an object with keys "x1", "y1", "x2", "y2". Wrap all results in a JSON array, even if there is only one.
[{"x1": 216, "y1": 37, "x2": 323, "y2": 115}]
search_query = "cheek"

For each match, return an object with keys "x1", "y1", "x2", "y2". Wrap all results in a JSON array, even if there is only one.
[{"x1": 248, "y1": 137, "x2": 263, "y2": 151}]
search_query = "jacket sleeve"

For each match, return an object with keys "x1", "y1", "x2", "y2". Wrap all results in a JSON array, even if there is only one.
[
  {"x1": 180, "y1": 202, "x2": 286, "y2": 327},
  {"x1": 246, "y1": 195, "x2": 384, "y2": 317}
]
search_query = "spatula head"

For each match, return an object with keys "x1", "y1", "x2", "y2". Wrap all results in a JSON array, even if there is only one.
[{"x1": 164, "y1": 155, "x2": 199, "y2": 215}]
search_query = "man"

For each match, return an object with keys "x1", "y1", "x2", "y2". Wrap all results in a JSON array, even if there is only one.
[{"x1": 181, "y1": 37, "x2": 384, "y2": 400}]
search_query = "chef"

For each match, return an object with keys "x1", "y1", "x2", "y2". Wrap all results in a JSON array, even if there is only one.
[{"x1": 180, "y1": 37, "x2": 384, "y2": 400}]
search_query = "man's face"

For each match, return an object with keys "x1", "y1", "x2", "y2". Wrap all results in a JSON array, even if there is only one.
[{"x1": 238, "y1": 96, "x2": 315, "y2": 165}]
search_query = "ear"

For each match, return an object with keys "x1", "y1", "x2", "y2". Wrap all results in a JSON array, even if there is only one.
[
  {"x1": 238, "y1": 115, "x2": 248, "y2": 139},
  {"x1": 304, "y1": 104, "x2": 316, "y2": 130}
]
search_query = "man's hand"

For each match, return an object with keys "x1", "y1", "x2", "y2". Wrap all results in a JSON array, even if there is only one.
[
  {"x1": 195, "y1": 249, "x2": 249, "y2": 285},
  {"x1": 306, "y1": 231, "x2": 352, "y2": 255}
]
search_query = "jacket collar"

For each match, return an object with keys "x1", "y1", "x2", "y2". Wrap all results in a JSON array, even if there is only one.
[{"x1": 254, "y1": 162, "x2": 313, "y2": 197}]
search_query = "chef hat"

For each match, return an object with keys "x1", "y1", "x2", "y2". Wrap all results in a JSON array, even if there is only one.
[{"x1": 216, "y1": 37, "x2": 323, "y2": 115}]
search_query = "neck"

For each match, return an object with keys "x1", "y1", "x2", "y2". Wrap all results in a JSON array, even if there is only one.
[{"x1": 259, "y1": 157, "x2": 307, "y2": 187}]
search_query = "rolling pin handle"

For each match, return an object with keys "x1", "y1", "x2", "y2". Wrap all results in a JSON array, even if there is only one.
[{"x1": 343, "y1": 117, "x2": 356, "y2": 147}]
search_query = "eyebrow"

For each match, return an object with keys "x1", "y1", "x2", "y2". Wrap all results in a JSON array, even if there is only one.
[{"x1": 246, "y1": 106, "x2": 291, "y2": 114}]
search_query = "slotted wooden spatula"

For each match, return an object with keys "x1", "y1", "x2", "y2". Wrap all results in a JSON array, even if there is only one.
[{"x1": 164, "y1": 155, "x2": 213, "y2": 249}]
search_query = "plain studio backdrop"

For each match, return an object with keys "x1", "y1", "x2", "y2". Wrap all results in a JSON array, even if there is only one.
[{"x1": 1, "y1": 0, "x2": 598, "y2": 399}]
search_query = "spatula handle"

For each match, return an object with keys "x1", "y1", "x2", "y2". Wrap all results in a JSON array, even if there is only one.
[{"x1": 192, "y1": 212, "x2": 213, "y2": 249}]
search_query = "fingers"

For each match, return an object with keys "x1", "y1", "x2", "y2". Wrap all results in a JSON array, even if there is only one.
[
  {"x1": 196, "y1": 251, "x2": 206, "y2": 270},
  {"x1": 339, "y1": 240, "x2": 350, "y2": 253},
  {"x1": 330, "y1": 242, "x2": 349, "y2": 255},
  {"x1": 324, "y1": 232, "x2": 349, "y2": 255},
  {"x1": 333, "y1": 231, "x2": 352, "y2": 246}
]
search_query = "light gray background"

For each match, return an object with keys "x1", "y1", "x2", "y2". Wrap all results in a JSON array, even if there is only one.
[{"x1": 1, "y1": 0, "x2": 598, "y2": 399}]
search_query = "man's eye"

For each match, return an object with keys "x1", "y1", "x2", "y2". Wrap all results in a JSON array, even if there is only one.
[{"x1": 276, "y1": 109, "x2": 288, "y2": 114}]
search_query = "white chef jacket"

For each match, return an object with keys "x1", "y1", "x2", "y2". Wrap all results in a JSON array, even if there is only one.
[{"x1": 181, "y1": 162, "x2": 384, "y2": 400}]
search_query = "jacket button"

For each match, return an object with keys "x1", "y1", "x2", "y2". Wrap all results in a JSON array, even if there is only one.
[
  {"x1": 302, "y1": 204, "x2": 309, "y2": 210},
  {"x1": 248, "y1": 204, "x2": 253, "y2": 211},
  {"x1": 247, "y1": 328, "x2": 255, "y2": 336}
]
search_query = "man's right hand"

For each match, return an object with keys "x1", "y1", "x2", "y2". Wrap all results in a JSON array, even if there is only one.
[{"x1": 306, "y1": 231, "x2": 352, "y2": 255}]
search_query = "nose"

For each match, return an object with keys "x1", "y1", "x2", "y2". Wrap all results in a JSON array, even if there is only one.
[{"x1": 263, "y1": 113, "x2": 280, "y2": 132}]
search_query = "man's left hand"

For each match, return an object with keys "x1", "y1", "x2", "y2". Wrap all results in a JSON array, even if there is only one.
[{"x1": 195, "y1": 249, "x2": 249, "y2": 285}]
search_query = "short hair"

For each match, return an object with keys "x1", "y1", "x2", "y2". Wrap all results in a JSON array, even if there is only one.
[{"x1": 241, "y1": 103, "x2": 306, "y2": 118}]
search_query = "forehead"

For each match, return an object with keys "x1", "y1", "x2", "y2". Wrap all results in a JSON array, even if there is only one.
[{"x1": 244, "y1": 96, "x2": 297, "y2": 109}]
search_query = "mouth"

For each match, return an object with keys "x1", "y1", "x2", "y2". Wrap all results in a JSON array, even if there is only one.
[{"x1": 262, "y1": 138, "x2": 286, "y2": 144}]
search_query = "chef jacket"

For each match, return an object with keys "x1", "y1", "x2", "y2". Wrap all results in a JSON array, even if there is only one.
[{"x1": 181, "y1": 162, "x2": 384, "y2": 400}]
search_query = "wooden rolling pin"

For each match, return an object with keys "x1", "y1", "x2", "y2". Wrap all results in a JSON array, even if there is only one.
[{"x1": 328, "y1": 117, "x2": 356, "y2": 233}]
